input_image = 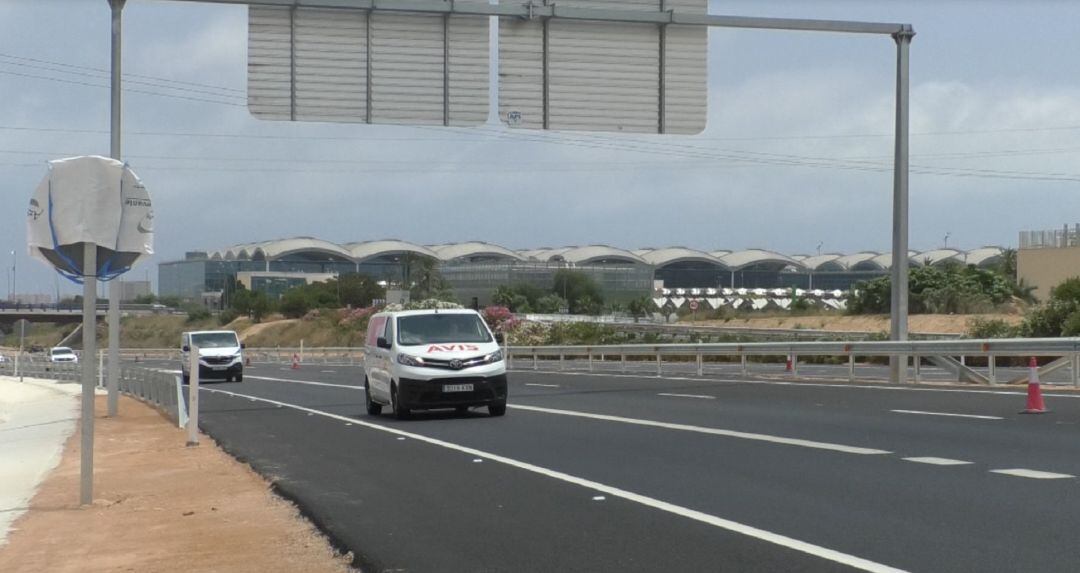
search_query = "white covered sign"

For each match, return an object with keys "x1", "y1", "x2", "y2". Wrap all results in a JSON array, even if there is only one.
[{"x1": 27, "y1": 156, "x2": 153, "y2": 281}]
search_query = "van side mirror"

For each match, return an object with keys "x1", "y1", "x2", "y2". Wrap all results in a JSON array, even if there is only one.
[
  {"x1": 240, "y1": 343, "x2": 246, "y2": 349},
  {"x1": 494, "y1": 332, "x2": 505, "y2": 344},
  {"x1": 182, "y1": 345, "x2": 190, "y2": 352},
  {"x1": 376, "y1": 337, "x2": 391, "y2": 350}
]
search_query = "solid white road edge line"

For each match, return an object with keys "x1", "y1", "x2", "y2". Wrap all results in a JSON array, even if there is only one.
[
  {"x1": 890, "y1": 410, "x2": 1002, "y2": 420},
  {"x1": 507, "y1": 404, "x2": 890, "y2": 455},
  {"x1": 198, "y1": 386, "x2": 907, "y2": 573},
  {"x1": 657, "y1": 393, "x2": 716, "y2": 400},
  {"x1": 989, "y1": 469, "x2": 1075, "y2": 480},
  {"x1": 524, "y1": 383, "x2": 560, "y2": 388},
  {"x1": 902, "y1": 457, "x2": 973, "y2": 466},
  {"x1": 512, "y1": 369, "x2": 1080, "y2": 399}
]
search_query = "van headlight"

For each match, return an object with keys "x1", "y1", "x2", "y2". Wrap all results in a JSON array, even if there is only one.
[
  {"x1": 483, "y1": 349, "x2": 504, "y2": 364},
  {"x1": 397, "y1": 353, "x2": 426, "y2": 367}
]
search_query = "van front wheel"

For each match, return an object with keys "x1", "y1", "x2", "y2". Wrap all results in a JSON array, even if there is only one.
[
  {"x1": 488, "y1": 400, "x2": 507, "y2": 417},
  {"x1": 391, "y1": 383, "x2": 410, "y2": 420}
]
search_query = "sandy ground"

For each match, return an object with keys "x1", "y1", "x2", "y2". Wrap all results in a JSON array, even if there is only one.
[
  {"x1": 693, "y1": 313, "x2": 1024, "y2": 335},
  {"x1": 0, "y1": 395, "x2": 355, "y2": 573},
  {"x1": 0, "y1": 377, "x2": 79, "y2": 543}
]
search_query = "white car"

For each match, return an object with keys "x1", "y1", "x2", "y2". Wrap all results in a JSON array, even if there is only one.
[
  {"x1": 363, "y1": 308, "x2": 507, "y2": 419},
  {"x1": 180, "y1": 330, "x2": 244, "y2": 383},
  {"x1": 48, "y1": 347, "x2": 79, "y2": 364}
]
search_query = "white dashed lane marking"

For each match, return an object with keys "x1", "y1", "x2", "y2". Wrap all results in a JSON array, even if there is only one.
[
  {"x1": 890, "y1": 410, "x2": 1003, "y2": 420},
  {"x1": 903, "y1": 457, "x2": 973, "y2": 466},
  {"x1": 658, "y1": 393, "x2": 716, "y2": 400},
  {"x1": 990, "y1": 469, "x2": 1075, "y2": 480},
  {"x1": 524, "y1": 383, "x2": 560, "y2": 388},
  {"x1": 507, "y1": 404, "x2": 890, "y2": 455}
]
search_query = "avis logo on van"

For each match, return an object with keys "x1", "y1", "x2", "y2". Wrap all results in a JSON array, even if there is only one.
[{"x1": 427, "y1": 344, "x2": 480, "y2": 352}]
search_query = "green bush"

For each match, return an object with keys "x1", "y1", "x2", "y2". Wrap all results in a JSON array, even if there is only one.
[
  {"x1": 279, "y1": 288, "x2": 314, "y2": 318},
  {"x1": 183, "y1": 304, "x2": 211, "y2": 324},
  {"x1": 218, "y1": 308, "x2": 239, "y2": 326},
  {"x1": 1061, "y1": 310, "x2": 1080, "y2": 337},
  {"x1": 966, "y1": 317, "x2": 1017, "y2": 338},
  {"x1": 1019, "y1": 277, "x2": 1080, "y2": 337},
  {"x1": 849, "y1": 264, "x2": 1013, "y2": 315}
]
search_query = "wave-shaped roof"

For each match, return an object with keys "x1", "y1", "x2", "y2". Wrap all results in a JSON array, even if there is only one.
[
  {"x1": 719, "y1": 249, "x2": 805, "y2": 271},
  {"x1": 834, "y1": 252, "x2": 881, "y2": 270},
  {"x1": 559, "y1": 245, "x2": 646, "y2": 265},
  {"x1": 194, "y1": 239, "x2": 1008, "y2": 270},
  {"x1": 800, "y1": 254, "x2": 844, "y2": 272},
  {"x1": 964, "y1": 247, "x2": 1004, "y2": 267},
  {"x1": 346, "y1": 240, "x2": 439, "y2": 262},
  {"x1": 641, "y1": 247, "x2": 728, "y2": 268},
  {"x1": 433, "y1": 242, "x2": 525, "y2": 262},
  {"x1": 916, "y1": 248, "x2": 963, "y2": 266}
]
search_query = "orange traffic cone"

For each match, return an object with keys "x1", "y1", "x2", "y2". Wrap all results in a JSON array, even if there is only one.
[
  {"x1": 291, "y1": 353, "x2": 300, "y2": 370},
  {"x1": 1020, "y1": 357, "x2": 1049, "y2": 414},
  {"x1": 785, "y1": 355, "x2": 793, "y2": 373},
  {"x1": 245, "y1": 356, "x2": 251, "y2": 366}
]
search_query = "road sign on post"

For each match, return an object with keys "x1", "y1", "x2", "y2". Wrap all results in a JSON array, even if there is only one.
[
  {"x1": 27, "y1": 155, "x2": 153, "y2": 505},
  {"x1": 499, "y1": 0, "x2": 707, "y2": 134},
  {"x1": 248, "y1": 5, "x2": 489, "y2": 125}
]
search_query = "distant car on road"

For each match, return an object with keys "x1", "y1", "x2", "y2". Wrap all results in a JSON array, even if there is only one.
[
  {"x1": 48, "y1": 347, "x2": 78, "y2": 364},
  {"x1": 180, "y1": 330, "x2": 244, "y2": 383},
  {"x1": 363, "y1": 308, "x2": 507, "y2": 419}
]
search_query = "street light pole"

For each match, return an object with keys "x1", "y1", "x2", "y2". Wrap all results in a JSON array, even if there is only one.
[
  {"x1": 106, "y1": 0, "x2": 126, "y2": 418},
  {"x1": 889, "y1": 26, "x2": 915, "y2": 385}
]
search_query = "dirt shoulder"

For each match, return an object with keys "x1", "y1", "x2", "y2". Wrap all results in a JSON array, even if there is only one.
[
  {"x1": 691, "y1": 313, "x2": 1023, "y2": 335},
  {"x1": 0, "y1": 395, "x2": 354, "y2": 573}
]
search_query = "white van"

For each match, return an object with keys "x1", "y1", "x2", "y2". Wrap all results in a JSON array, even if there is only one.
[
  {"x1": 363, "y1": 309, "x2": 507, "y2": 419},
  {"x1": 181, "y1": 330, "x2": 244, "y2": 383}
]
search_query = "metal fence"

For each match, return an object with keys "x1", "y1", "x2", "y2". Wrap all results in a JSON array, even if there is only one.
[
  {"x1": 507, "y1": 338, "x2": 1080, "y2": 386},
  {"x1": 1020, "y1": 225, "x2": 1080, "y2": 249}
]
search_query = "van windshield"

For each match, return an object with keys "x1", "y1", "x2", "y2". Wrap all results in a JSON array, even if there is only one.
[
  {"x1": 397, "y1": 314, "x2": 493, "y2": 346},
  {"x1": 191, "y1": 332, "x2": 239, "y2": 348}
]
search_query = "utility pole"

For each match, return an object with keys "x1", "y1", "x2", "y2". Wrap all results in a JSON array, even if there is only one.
[{"x1": 106, "y1": 0, "x2": 126, "y2": 419}]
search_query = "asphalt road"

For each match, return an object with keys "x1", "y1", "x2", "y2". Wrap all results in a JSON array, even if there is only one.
[{"x1": 139, "y1": 359, "x2": 1080, "y2": 572}]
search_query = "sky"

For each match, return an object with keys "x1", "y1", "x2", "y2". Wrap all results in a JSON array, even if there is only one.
[{"x1": 2, "y1": 0, "x2": 1079, "y2": 299}]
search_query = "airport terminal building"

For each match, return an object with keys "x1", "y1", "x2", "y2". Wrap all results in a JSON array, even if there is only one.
[{"x1": 158, "y1": 237, "x2": 1005, "y2": 308}]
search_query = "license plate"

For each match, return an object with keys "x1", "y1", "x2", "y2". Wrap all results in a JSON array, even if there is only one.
[
  {"x1": 211, "y1": 365, "x2": 227, "y2": 370},
  {"x1": 443, "y1": 383, "x2": 474, "y2": 393}
]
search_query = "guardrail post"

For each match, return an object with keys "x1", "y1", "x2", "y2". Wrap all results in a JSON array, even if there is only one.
[
  {"x1": 621, "y1": 353, "x2": 626, "y2": 373},
  {"x1": 588, "y1": 350, "x2": 593, "y2": 372},
  {"x1": 848, "y1": 354, "x2": 855, "y2": 383},
  {"x1": 792, "y1": 354, "x2": 799, "y2": 376},
  {"x1": 741, "y1": 354, "x2": 748, "y2": 377},
  {"x1": 913, "y1": 354, "x2": 921, "y2": 383},
  {"x1": 656, "y1": 353, "x2": 662, "y2": 377},
  {"x1": 1073, "y1": 354, "x2": 1079, "y2": 388},
  {"x1": 559, "y1": 353, "x2": 564, "y2": 371},
  {"x1": 696, "y1": 352, "x2": 703, "y2": 377},
  {"x1": 988, "y1": 354, "x2": 997, "y2": 385},
  {"x1": 533, "y1": 352, "x2": 538, "y2": 371}
]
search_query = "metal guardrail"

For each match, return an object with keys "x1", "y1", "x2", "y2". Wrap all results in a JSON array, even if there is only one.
[
  {"x1": 0, "y1": 358, "x2": 184, "y2": 427},
  {"x1": 119, "y1": 365, "x2": 185, "y2": 428},
  {"x1": 507, "y1": 338, "x2": 1080, "y2": 386},
  {"x1": 116, "y1": 347, "x2": 366, "y2": 366}
]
